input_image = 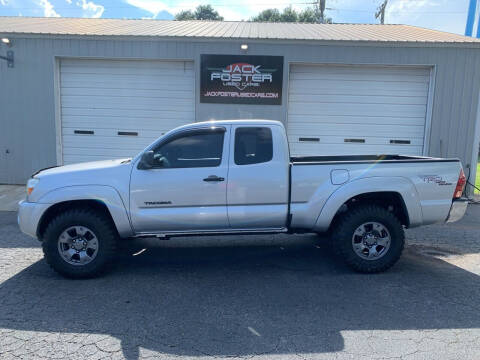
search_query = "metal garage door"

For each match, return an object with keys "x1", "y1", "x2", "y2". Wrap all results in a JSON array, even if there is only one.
[
  {"x1": 287, "y1": 64, "x2": 430, "y2": 156},
  {"x1": 60, "y1": 59, "x2": 195, "y2": 164}
]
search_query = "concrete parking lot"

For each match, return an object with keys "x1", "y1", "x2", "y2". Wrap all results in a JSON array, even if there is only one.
[{"x1": 0, "y1": 205, "x2": 480, "y2": 360}]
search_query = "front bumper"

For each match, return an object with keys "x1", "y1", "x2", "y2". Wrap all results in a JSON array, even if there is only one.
[
  {"x1": 446, "y1": 198, "x2": 469, "y2": 223},
  {"x1": 17, "y1": 200, "x2": 51, "y2": 239}
]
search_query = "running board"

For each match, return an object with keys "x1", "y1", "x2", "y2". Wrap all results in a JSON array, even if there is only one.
[{"x1": 133, "y1": 227, "x2": 288, "y2": 239}]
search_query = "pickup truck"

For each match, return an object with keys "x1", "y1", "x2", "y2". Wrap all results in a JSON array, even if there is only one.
[{"x1": 18, "y1": 120, "x2": 468, "y2": 278}]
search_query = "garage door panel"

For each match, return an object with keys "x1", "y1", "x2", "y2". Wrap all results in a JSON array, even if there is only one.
[
  {"x1": 290, "y1": 143, "x2": 423, "y2": 156},
  {"x1": 290, "y1": 72, "x2": 429, "y2": 83},
  {"x1": 62, "y1": 59, "x2": 194, "y2": 71},
  {"x1": 61, "y1": 87, "x2": 194, "y2": 98},
  {"x1": 287, "y1": 124, "x2": 425, "y2": 138},
  {"x1": 291, "y1": 65, "x2": 429, "y2": 76},
  {"x1": 288, "y1": 103, "x2": 426, "y2": 117},
  {"x1": 284, "y1": 114, "x2": 425, "y2": 126},
  {"x1": 60, "y1": 67, "x2": 194, "y2": 77},
  {"x1": 290, "y1": 66, "x2": 429, "y2": 79},
  {"x1": 62, "y1": 107, "x2": 194, "y2": 118},
  {"x1": 60, "y1": 59, "x2": 194, "y2": 164},
  {"x1": 61, "y1": 95, "x2": 193, "y2": 109},
  {"x1": 287, "y1": 64, "x2": 430, "y2": 156},
  {"x1": 60, "y1": 73, "x2": 193, "y2": 84},
  {"x1": 62, "y1": 128, "x2": 159, "y2": 138},
  {"x1": 288, "y1": 135, "x2": 425, "y2": 146},
  {"x1": 63, "y1": 147, "x2": 139, "y2": 158},
  {"x1": 62, "y1": 136, "x2": 156, "y2": 150},
  {"x1": 288, "y1": 79, "x2": 429, "y2": 93},
  {"x1": 62, "y1": 118, "x2": 192, "y2": 131},
  {"x1": 61, "y1": 78, "x2": 194, "y2": 90},
  {"x1": 63, "y1": 154, "x2": 116, "y2": 164},
  {"x1": 288, "y1": 94, "x2": 428, "y2": 105}
]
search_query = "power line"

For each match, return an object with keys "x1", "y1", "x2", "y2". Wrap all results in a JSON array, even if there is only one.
[{"x1": 0, "y1": 2, "x2": 467, "y2": 14}]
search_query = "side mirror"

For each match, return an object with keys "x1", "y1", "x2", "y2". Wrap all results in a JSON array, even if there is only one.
[{"x1": 138, "y1": 150, "x2": 155, "y2": 170}]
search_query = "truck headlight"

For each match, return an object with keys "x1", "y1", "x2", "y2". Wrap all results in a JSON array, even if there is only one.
[{"x1": 26, "y1": 178, "x2": 39, "y2": 196}]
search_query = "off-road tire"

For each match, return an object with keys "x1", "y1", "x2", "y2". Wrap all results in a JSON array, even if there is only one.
[
  {"x1": 42, "y1": 208, "x2": 118, "y2": 279},
  {"x1": 331, "y1": 205, "x2": 404, "y2": 273}
]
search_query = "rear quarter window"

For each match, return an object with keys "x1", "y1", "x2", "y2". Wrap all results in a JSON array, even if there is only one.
[{"x1": 234, "y1": 127, "x2": 273, "y2": 165}]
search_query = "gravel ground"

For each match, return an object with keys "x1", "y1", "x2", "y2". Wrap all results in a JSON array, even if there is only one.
[{"x1": 0, "y1": 205, "x2": 479, "y2": 360}]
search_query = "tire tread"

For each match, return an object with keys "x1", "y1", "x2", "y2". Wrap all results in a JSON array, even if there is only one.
[
  {"x1": 42, "y1": 208, "x2": 117, "y2": 279},
  {"x1": 332, "y1": 204, "x2": 405, "y2": 273}
]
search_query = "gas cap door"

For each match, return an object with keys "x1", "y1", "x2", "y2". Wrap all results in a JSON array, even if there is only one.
[{"x1": 331, "y1": 169, "x2": 349, "y2": 185}]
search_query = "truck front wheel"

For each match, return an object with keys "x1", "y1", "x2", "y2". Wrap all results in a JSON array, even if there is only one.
[
  {"x1": 331, "y1": 205, "x2": 404, "y2": 273},
  {"x1": 42, "y1": 208, "x2": 118, "y2": 278}
]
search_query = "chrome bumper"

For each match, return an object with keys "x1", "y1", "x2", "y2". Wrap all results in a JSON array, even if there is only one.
[
  {"x1": 17, "y1": 200, "x2": 50, "y2": 239},
  {"x1": 446, "y1": 198, "x2": 468, "y2": 223}
]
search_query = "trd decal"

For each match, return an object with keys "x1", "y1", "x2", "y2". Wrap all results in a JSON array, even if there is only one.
[{"x1": 419, "y1": 175, "x2": 452, "y2": 186}]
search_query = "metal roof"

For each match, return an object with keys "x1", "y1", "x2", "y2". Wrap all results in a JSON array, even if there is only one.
[{"x1": 0, "y1": 16, "x2": 479, "y2": 44}]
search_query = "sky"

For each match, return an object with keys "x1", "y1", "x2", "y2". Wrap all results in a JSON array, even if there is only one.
[{"x1": 0, "y1": 0, "x2": 472, "y2": 35}]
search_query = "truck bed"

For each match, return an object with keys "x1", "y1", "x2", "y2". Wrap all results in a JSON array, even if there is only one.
[
  {"x1": 291, "y1": 154, "x2": 460, "y2": 164},
  {"x1": 289, "y1": 154, "x2": 462, "y2": 232}
]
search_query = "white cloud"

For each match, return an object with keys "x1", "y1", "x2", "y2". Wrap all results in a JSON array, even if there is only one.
[
  {"x1": 38, "y1": 0, "x2": 60, "y2": 17},
  {"x1": 385, "y1": 0, "x2": 439, "y2": 23},
  {"x1": 125, "y1": 0, "x2": 170, "y2": 17},
  {"x1": 124, "y1": 0, "x2": 287, "y2": 20},
  {"x1": 385, "y1": 0, "x2": 468, "y2": 34},
  {"x1": 65, "y1": 0, "x2": 72, "y2": 4},
  {"x1": 76, "y1": 0, "x2": 104, "y2": 18}
]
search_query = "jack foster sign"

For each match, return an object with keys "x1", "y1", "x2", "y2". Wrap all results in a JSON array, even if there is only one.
[{"x1": 200, "y1": 54, "x2": 284, "y2": 105}]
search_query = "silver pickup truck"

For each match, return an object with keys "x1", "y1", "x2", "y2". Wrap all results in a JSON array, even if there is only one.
[{"x1": 18, "y1": 120, "x2": 468, "y2": 278}]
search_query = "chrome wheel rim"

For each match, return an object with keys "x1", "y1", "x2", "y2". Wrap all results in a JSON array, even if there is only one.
[
  {"x1": 351, "y1": 222, "x2": 391, "y2": 260},
  {"x1": 57, "y1": 226, "x2": 99, "y2": 266}
]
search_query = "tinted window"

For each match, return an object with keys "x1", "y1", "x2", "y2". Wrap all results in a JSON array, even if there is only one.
[
  {"x1": 153, "y1": 130, "x2": 224, "y2": 168},
  {"x1": 234, "y1": 127, "x2": 273, "y2": 165}
]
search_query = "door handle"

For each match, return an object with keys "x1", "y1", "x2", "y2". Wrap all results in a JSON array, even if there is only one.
[{"x1": 203, "y1": 175, "x2": 225, "y2": 182}]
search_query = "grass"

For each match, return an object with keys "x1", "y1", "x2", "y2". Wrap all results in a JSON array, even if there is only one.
[{"x1": 476, "y1": 159, "x2": 480, "y2": 194}]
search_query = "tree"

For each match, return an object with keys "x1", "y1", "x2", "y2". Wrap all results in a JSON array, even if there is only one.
[
  {"x1": 175, "y1": 5, "x2": 223, "y2": 21},
  {"x1": 298, "y1": 8, "x2": 317, "y2": 23},
  {"x1": 175, "y1": 10, "x2": 195, "y2": 20},
  {"x1": 251, "y1": 6, "x2": 332, "y2": 23},
  {"x1": 281, "y1": 6, "x2": 298, "y2": 22},
  {"x1": 175, "y1": 4, "x2": 223, "y2": 21},
  {"x1": 251, "y1": 8, "x2": 282, "y2": 22},
  {"x1": 194, "y1": 4, "x2": 223, "y2": 20}
]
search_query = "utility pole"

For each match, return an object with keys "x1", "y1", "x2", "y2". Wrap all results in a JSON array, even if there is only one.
[
  {"x1": 312, "y1": 0, "x2": 326, "y2": 23},
  {"x1": 375, "y1": 0, "x2": 388, "y2": 24}
]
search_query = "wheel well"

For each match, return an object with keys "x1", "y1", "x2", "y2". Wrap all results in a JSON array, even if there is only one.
[
  {"x1": 37, "y1": 200, "x2": 117, "y2": 239},
  {"x1": 329, "y1": 192, "x2": 410, "y2": 231}
]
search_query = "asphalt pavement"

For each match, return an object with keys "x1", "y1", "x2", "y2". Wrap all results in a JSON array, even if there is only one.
[{"x1": 0, "y1": 205, "x2": 479, "y2": 360}]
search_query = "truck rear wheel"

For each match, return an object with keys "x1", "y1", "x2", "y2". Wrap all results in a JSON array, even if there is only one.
[
  {"x1": 42, "y1": 208, "x2": 118, "y2": 279},
  {"x1": 331, "y1": 205, "x2": 404, "y2": 273}
]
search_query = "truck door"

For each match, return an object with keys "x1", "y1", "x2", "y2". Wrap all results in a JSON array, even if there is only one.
[
  {"x1": 129, "y1": 126, "x2": 230, "y2": 233},
  {"x1": 227, "y1": 125, "x2": 290, "y2": 229}
]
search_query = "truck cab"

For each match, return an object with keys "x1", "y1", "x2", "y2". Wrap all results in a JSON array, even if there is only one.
[{"x1": 130, "y1": 120, "x2": 290, "y2": 234}]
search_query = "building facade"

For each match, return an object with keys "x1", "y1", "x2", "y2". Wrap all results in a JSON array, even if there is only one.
[{"x1": 0, "y1": 18, "x2": 479, "y2": 194}]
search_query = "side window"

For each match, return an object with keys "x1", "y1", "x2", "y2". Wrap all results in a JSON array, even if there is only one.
[
  {"x1": 234, "y1": 127, "x2": 273, "y2": 165},
  {"x1": 153, "y1": 130, "x2": 224, "y2": 168}
]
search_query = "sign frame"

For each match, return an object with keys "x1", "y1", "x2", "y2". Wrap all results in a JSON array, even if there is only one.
[{"x1": 200, "y1": 54, "x2": 284, "y2": 105}]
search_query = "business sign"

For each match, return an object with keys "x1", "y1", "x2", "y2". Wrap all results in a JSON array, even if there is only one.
[{"x1": 200, "y1": 54, "x2": 283, "y2": 105}]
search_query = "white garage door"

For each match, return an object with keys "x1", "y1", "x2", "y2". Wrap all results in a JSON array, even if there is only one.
[
  {"x1": 287, "y1": 64, "x2": 430, "y2": 156},
  {"x1": 60, "y1": 59, "x2": 195, "y2": 164}
]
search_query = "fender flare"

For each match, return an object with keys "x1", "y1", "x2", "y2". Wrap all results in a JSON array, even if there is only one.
[
  {"x1": 314, "y1": 176, "x2": 423, "y2": 232},
  {"x1": 37, "y1": 185, "x2": 133, "y2": 237}
]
